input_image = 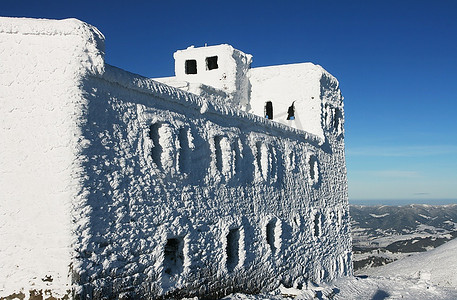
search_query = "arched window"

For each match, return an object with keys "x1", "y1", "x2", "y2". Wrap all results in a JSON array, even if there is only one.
[
  {"x1": 266, "y1": 219, "x2": 277, "y2": 254},
  {"x1": 287, "y1": 101, "x2": 295, "y2": 120},
  {"x1": 264, "y1": 101, "x2": 273, "y2": 120},
  {"x1": 164, "y1": 237, "x2": 184, "y2": 275},
  {"x1": 226, "y1": 228, "x2": 240, "y2": 272}
]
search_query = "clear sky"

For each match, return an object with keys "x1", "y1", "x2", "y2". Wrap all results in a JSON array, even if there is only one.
[{"x1": 3, "y1": 0, "x2": 457, "y2": 203}]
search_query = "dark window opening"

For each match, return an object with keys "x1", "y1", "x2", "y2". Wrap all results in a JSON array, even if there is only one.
[
  {"x1": 256, "y1": 141, "x2": 263, "y2": 176},
  {"x1": 206, "y1": 56, "x2": 218, "y2": 70},
  {"x1": 287, "y1": 101, "x2": 295, "y2": 120},
  {"x1": 226, "y1": 228, "x2": 240, "y2": 271},
  {"x1": 266, "y1": 220, "x2": 276, "y2": 254},
  {"x1": 314, "y1": 213, "x2": 320, "y2": 237},
  {"x1": 265, "y1": 101, "x2": 273, "y2": 120},
  {"x1": 164, "y1": 237, "x2": 184, "y2": 276},
  {"x1": 185, "y1": 59, "x2": 197, "y2": 74},
  {"x1": 334, "y1": 108, "x2": 342, "y2": 129},
  {"x1": 233, "y1": 139, "x2": 240, "y2": 175}
]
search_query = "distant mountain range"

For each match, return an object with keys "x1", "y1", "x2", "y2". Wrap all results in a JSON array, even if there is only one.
[{"x1": 350, "y1": 204, "x2": 457, "y2": 271}]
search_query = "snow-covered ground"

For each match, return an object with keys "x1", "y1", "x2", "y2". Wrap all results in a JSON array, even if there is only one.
[
  {"x1": 223, "y1": 238, "x2": 457, "y2": 299},
  {"x1": 360, "y1": 237, "x2": 457, "y2": 288}
]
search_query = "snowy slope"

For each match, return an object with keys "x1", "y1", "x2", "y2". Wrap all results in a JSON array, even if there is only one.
[
  {"x1": 224, "y1": 239, "x2": 457, "y2": 299},
  {"x1": 361, "y1": 237, "x2": 457, "y2": 288},
  {"x1": 224, "y1": 276, "x2": 457, "y2": 300}
]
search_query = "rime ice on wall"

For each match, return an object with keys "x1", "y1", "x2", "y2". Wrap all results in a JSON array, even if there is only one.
[
  {"x1": 0, "y1": 17, "x2": 104, "y2": 298},
  {"x1": 171, "y1": 44, "x2": 252, "y2": 110},
  {"x1": 249, "y1": 64, "x2": 332, "y2": 141},
  {"x1": 155, "y1": 45, "x2": 345, "y2": 142},
  {"x1": 0, "y1": 17, "x2": 351, "y2": 300}
]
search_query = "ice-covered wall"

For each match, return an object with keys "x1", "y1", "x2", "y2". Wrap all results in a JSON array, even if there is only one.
[
  {"x1": 157, "y1": 45, "x2": 344, "y2": 141},
  {"x1": 171, "y1": 44, "x2": 252, "y2": 110},
  {"x1": 0, "y1": 17, "x2": 104, "y2": 299},
  {"x1": 0, "y1": 17, "x2": 351, "y2": 300},
  {"x1": 74, "y1": 65, "x2": 351, "y2": 299},
  {"x1": 249, "y1": 63, "x2": 339, "y2": 141}
]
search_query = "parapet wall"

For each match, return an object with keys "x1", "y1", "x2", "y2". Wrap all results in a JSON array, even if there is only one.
[{"x1": 0, "y1": 17, "x2": 352, "y2": 299}]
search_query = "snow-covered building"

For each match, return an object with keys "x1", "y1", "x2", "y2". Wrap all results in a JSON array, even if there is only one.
[
  {"x1": 0, "y1": 17, "x2": 352, "y2": 299},
  {"x1": 156, "y1": 44, "x2": 344, "y2": 142}
]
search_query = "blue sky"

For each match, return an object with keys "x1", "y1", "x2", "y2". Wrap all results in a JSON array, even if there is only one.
[{"x1": 3, "y1": 0, "x2": 456, "y2": 203}]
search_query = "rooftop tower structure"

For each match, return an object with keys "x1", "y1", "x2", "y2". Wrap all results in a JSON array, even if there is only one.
[{"x1": 156, "y1": 44, "x2": 344, "y2": 141}]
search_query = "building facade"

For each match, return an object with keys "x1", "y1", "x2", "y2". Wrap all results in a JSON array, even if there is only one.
[{"x1": 0, "y1": 17, "x2": 351, "y2": 299}]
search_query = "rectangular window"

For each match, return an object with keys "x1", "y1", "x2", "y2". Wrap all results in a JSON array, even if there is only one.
[
  {"x1": 226, "y1": 228, "x2": 240, "y2": 272},
  {"x1": 265, "y1": 101, "x2": 273, "y2": 120},
  {"x1": 164, "y1": 237, "x2": 184, "y2": 275},
  {"x1": 206, "y1": 56, "x2": 218, "y2": 70},
  {"x1": 149, "y1": 123, "x2": 162, "y2": 169},
  {"x1": 266, "y1": 219, "x2": 276, "y2": 254},
  {"x1": 314, "y1": 213, "x2": 321, "y2": 238},
  {"x1": 185, "y1": 59, "x2": 197, "y2": 74}
]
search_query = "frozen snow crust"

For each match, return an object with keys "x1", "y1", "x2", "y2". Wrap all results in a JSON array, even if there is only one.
[
  {"x1": 362, "y1": 237, "x2": 457, "y2": 288},
  {"x1": 0, "y1": 17, "x2": 351, "y2": 299}
]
